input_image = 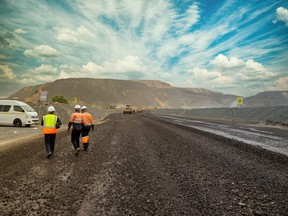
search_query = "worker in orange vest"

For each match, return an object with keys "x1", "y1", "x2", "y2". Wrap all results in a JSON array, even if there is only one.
[
  {"x1": 67, "y1": 105, "x2": 83, "y2": 156},
  {"x1": 81, "y1": 106, "x2": 94, "y2": 151},
  {"x1": 41, "y1": 106, "x2": 62, "y2": 158}
]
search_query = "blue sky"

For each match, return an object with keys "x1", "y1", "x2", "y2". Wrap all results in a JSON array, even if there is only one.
[{"x1": 0, "y1": 0, "x2": 287, "y2": 97}]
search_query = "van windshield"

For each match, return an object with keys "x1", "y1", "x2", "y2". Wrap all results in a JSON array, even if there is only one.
[{"x1": 22, "y1": 105, "x2": 35, "y2": 112}]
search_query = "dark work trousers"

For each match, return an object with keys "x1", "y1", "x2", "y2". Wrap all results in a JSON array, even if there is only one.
[
  {"x1": 44, "y1": 134, "x2": 56, "y2": 154},
  {"x1": 71, "y1": 129, "x2": 82, "y2": 149},
  {"x1": 82, "y1": 126, "x2": 91, "y2": 150}
]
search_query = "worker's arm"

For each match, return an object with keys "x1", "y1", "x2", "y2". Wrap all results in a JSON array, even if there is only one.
[
  {"x1": 40, "y1": 116, "x2": 44, "y2": 126},
  {"x1": 67, "y1": 122, "x2": 72, "y2": 132},
  {"x1": 67, "y1": 114, "x2": 74, "y2": 132},
  {"x1": 89, "y1": 115, "x2": 94, "y2": 131},
  {"x1": 56, "y1": 117, "x2": 62, "y2": 129}
]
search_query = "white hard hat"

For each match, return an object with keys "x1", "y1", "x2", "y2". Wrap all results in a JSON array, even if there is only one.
[
  {"x1": 47, "y1": 106, "x2": 55, "y2": 112},
  {"x1": 75, "y1": 105, "x2": 81, "y2": 110},
  {"x1": 81, "y1": 106, "x2": 87, "y2": 110}
]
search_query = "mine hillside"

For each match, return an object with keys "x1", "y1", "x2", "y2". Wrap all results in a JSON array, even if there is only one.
[
  {"x1": 7, "y1": 78, "x2": 288, "y2": 109},
  {"x1": 5, "y1": 78, "x2": 288, "y2": 126}
]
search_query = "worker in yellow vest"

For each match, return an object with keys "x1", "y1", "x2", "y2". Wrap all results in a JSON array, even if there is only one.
[{"x1": 41, "y1": 106, "x2": 62, "y2": 158}]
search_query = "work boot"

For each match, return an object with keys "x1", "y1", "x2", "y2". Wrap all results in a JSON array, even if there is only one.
[
  {"x1": 75, "y1": 148, "x2": 80, "y2": 156},
  {"x1": 47, "y1": 152, "x2": 52, "y2": 158}
]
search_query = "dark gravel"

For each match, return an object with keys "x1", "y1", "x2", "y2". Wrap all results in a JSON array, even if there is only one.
[
  {"x1": 0, "y1": 113, "x2": 287, "y2": 215},
  {"x1": 153, "y1": 106, "x2": 288, "y2": 125}
]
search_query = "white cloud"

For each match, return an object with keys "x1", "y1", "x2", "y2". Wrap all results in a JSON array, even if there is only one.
[
  {"x1": 14, "y1": 28, "x2": 27, "y2": 34},
  {"x1": 160, "y1": 72, "x2": 172, "y2": 78},
  {"x1": 211, "y1": 54, "x2": 275, "y2": 78},
  {"x1": 24, "y1": 45, "x2": 60, "y2": 58},
  {"x1": 245, "y1": 59, "x2": 265, "y2": 72},
  {"x1": 33, "y1": 64, "x2": 58, "y2": 74},
  {"x1": 211, "y1": 54, "x2": 245, "y2": 68},
  {"x1": 187, "y1": 54, "x2": 278, "y2": 96},
  {"x1": 55, "y1": 25, "x2": 95, "y2": 44},
  {"x1": 58, "y1": 70, "x2": 70, "y2": 79},
  {"x1": 188, "y1": 67, "x2": 221, "y2": 80},
  {"x1": 82, "y1": 55, "x2": 146, "y2": 74},
  {"x1": 174, "y1": 4, "x2": 200, "y2": 35},
  {"x1": 187, "y1": 67, "x2": 235, "y2": 89},
  {"x1": 17, "y1": 64, "x2": 59, "y2": 85},
  {"x1": 0, "y1": 65, "x2": 16, "y2": 80},
  {"x1": 113, "y1": 56, "x2": 146, "y2": 72},
  {"x1": 17, "y1": 78, "x2": 36, "y2": 85},
  {"x1": 82, "y1": 62, "x2": 104, "y2": 73},
  {"x1": 273, "y1": 7, "x2": 288, "y2": 26},
  {"x1": 275, "y1": 77, "x2": 288, "y2": 90}
]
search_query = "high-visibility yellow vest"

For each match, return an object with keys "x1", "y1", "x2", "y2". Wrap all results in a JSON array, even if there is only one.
[{"x1": 42, "y1": 114, "x2": 57, "y2": 134}]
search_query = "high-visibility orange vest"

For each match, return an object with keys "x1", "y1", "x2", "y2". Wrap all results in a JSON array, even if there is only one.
[
  {"x1": 82, "y1": 112, "x2": 94, "y2": 126},
  {"x1": 69, "y1": 113, "x2": 83, "y2": 123},
  {"x1": 42, "y1": 114, "x2": 57, "y2": 134}
]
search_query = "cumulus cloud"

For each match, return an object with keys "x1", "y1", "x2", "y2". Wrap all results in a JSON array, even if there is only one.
[
  {"x1": 24, "y1": 45, "x2": 60, "y2": 58},
  {"x1": 211, "y1": 54, "x2": 245, "y2": 68},
  {"x1": 211, "y1": 54, "x2": 274, "y2": 78},
  {"x1": 17, "y1": 64, "x2": 59, "y2": 85},
  {"x1": 273, "y1": 7, "x2": 288, "y2": 26},
  {"x1": 55, "y1": 25, "x2": 95, "y2": 44},
  {"x1": 189, "y1": 67, "x2": 221, "y2": 80},
  {"x1": 0, "y1": 65, "x2": 16, "y2": 80},
  {"x1": 187, "y1": 67, "x2": 234, "y2": 89},
  {"x1": 113, "y1": 56, "x2": 146, "y2": 72},
  {"x1": 275, "y1": 77, "x2": 288, "y2": 90},
  {"x1": 187, "y1": 54, "x2": 278, "y2": 95},
  {"x1": 59, "y1": 70, "x2": 70, "y2": 79},
  {"x1": 245, "y1": 59, "x2": 265, "y2": 72},
  {"x1": 83, "y1": 61, "x2": 104, "y2": 73},
  {"x1": 82, "y1": 56, "x2": 146, "y2": 74},
  {"x1": 33, "y1": 64, "x2": 58, "y2": 74},
  {"x1": 17, "y1": 77, "x2": 38, "y2": 85}
]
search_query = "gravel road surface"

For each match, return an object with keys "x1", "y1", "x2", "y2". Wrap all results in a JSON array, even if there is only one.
[
  {"x1": 1, "y1": 113, "x2": 287, "y2": 215},
  {"x1": 154, "y1": 113, "x2": 288, "y2": 156}
]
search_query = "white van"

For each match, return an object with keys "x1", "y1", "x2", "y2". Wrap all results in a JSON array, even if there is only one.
[{"x1": 0, "y1": 100, "x2": 39, "y2": 127}]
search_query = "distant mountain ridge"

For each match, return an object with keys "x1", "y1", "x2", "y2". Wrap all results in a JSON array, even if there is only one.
[
  {"x1": 244, "y1": 91, "x2": 288, "y2": 107},
  {"x1": 7, "y1": 78, "x2": 288, "y2": 108}
]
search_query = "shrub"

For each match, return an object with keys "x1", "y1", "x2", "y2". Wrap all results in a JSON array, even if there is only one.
[{"x1": 51, "y1": 95, "x2": 69, "y2": 104}]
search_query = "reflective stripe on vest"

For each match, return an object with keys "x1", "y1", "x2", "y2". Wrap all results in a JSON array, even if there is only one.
[
  {"x1": 70, "y1": 113, "x2": 83, "y2": 123},
  {"x1": 82, "y1": 136, "x2": 89, "y2": 143},
  {"x1": 42, "y1": 114, "x2": 57, "y2": 134}
]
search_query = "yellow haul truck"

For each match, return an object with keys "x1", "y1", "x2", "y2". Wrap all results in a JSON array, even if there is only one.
[{"x1": 123, "y1": 104, "x2": 134, "y2": 114}]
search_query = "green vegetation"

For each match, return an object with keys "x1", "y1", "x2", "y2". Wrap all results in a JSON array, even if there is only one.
[{"x1": 51, "y1": 95, "x2": 69, "y2": 104}]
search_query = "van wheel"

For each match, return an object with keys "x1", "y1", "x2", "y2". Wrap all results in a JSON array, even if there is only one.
[{"x1": 13, "y1": 119, "x2": 22, "y2": 127}]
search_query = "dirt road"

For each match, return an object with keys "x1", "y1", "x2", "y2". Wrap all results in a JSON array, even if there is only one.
[{"x1": 1, "y1": 113, "x2": 287, "y2": 215}]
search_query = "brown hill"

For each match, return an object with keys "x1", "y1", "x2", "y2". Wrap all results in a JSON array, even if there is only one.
[
  {"x1": 7, "y1": 78, "x2": 241, "y2": 108},
  {"x1": 244, "y1": 91, "x2": 288, "y2": 107}
]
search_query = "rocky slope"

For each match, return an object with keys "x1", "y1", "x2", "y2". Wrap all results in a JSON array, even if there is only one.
[
  {"x1": 8, "y1": 78, "x2": 238, "y2": 108},
  {"x1": 7, "y1": 78, "x2": 288, "y2": 108},
  {"x1": 153, "y1": 106, "x2": 288, "y2": 125}
]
